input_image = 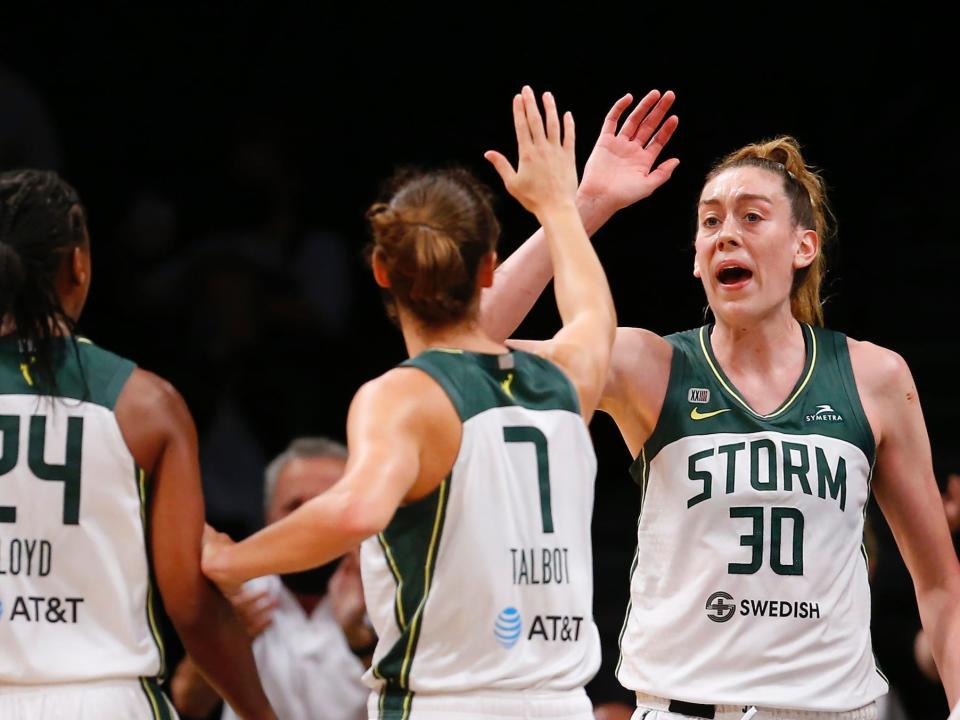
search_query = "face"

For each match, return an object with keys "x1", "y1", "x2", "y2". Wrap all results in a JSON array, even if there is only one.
[
  {"x1": 694, "y1": 166, "x2": 817, "y2": 325},
  {"x1": 266, "y1": 455, "x2": 346, "y2": 526}
]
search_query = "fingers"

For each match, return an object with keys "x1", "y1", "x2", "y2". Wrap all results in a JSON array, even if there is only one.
[
  {"x1": 563, "y1": 111, "x2": 575, "y2": 155},
  {"x1": 649, "y1": 157, "x2": 681, "y2": 188},
  {"x1": 601, "y1": 93, "x2": 634, "y2": 136},
  {"x1": 644, "y1": 114, "x2": 679, "y2": 159},
  {"x1": 619, "y1": 89, "x2": 662, "y2": 139},
  {"x1": 511, "y1": 93, "x2": 530, "y2": 151},
  {"x1": 542, "y1": 91, "x2": 561, "y2": 143},
  {"x1": 484, "y1": 150, "x2": 517, "y2": 187},
  {"x1": 520, "y1": 85, "x2": 546, "y2": 141},
  {"x1": 631, "y1": 90, "x2": 676, "y2": 145}
]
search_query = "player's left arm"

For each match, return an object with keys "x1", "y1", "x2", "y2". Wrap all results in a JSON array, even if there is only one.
[
  {"x1": 854, "y1": 340, "x2": 960, "y2": 704},
  {"x1": 201, "y1": 369, "x2": 440, "y2": 592}
]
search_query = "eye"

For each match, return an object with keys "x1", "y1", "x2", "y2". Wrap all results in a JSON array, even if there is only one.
[
  {"x1": 702, "y1": 216, "x2": 720, "y2": 228},
  {"x1": 744, "y1": 212, "x2": 762, "y2": 222}
]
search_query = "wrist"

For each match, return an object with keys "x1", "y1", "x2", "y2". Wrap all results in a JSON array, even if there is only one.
[
  {"x1": 534, "y1": 200, "x2": 580, "y2": 228},
  {"x1": 575, "y1": 192, "x2": 614, "y2": 235}
]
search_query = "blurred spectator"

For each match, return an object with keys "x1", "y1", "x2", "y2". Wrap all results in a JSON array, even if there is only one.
[{"x1": 172, "y1": 437, "x2": 371, "y2": 720}]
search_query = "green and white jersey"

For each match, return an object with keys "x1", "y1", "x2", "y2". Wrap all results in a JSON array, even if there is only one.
[
  {"x1": 361, "y1": 349, "x2": 601, "y2": 719},
  {"x1": 617, "y1": 324, "x2": 888, "y2": 710},
  {"x1": 0, "y1": 336, "x2": 166, "y2": 690}
]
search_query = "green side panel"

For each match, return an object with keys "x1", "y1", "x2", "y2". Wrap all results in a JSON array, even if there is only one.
[
  {"x1": 137, "y1": 466, "x2": 168, "y2": 681},
  {"x1": 139, "y1": 676, "x2": 174, "y2": 720},
  {"x1": 0, "y1": 335, "x2": 135, "y2": 410},
  {"x1": 402, "y1": 348, "x2": 578, "y2": 421},
  {"x1": 373, "y1": 475, "x2": 451, "y2": 697}
]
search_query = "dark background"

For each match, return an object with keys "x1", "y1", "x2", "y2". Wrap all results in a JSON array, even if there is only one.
[{"x1": 2, "y1": 6, "x2": 955, "y2": 717}]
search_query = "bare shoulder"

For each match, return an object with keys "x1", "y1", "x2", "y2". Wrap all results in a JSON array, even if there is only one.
[
  {"x1": 118, "y1": 368, "x2": 191, "y2": 418},
  {"x1": 349, "y1": 367, "x2": 457, "y2": 428},
  {"x1": 115, "y1": 368, "x2": 197, "y2": 474},
  {"x1": 612, "y1": 327, "x2": 673, "y2": 367},
  {"x1": 847, "y1": 337, "x2": 915, "y2": 401}
]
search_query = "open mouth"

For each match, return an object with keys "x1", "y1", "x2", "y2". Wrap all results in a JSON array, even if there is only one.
[{"x1": 716, "y1": 265, "x2": 753, "y2": 286}]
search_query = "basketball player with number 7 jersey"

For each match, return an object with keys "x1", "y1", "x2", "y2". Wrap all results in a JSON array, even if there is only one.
[{"x1": 201, "y1": 86, "x2": 617, "y2": 720}]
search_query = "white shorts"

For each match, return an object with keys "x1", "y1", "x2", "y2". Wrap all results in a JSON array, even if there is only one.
[
  {"x1": 367, "y1": 688, "x2": 593, "y2": 719},
  {"x1": 0, "y1": 677, "x2": 178, "y2": 720},
  {"x1": 632, "y1": 692, "x2": 879, "y2": 720}
]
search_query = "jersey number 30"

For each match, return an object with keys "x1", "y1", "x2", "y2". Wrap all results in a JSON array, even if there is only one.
[{"x1": 0, "y1": 414, "x2": 84, "y2": 525}]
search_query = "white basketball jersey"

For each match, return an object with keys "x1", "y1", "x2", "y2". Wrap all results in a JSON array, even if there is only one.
[
  {"x1": 617, "y1": 325, "x2": 888, "y2": 710},
  {"x1": 361, "y1": 349, "x2": 601, "y2": 718},
  {"x1": 0, "y1": 337, "x2": 165, "y2": 690}
]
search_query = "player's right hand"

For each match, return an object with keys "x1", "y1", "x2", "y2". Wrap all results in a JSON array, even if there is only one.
[{"x1": 484, "y1": 85, "x2": 577, "y2": 222}]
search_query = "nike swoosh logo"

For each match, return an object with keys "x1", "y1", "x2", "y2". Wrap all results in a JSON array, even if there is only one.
[{"x1": 690, "y1": 407, "x2": 732, "y2": 421}]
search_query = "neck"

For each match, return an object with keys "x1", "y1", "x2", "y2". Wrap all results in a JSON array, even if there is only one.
[
  {"x1": 710, "y1": 305, "x2": 803, "y2": 373},
  {"x1": 397, "y1": 308, "x2": 507, "y2": 357}
]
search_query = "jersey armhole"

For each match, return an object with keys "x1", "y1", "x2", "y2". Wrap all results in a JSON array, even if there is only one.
[{"x1": 833, "y1": 334, "x2": 877, "y2": 464}]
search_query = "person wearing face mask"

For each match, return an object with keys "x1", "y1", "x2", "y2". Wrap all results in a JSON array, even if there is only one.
[
  {"x1": 172, "y1": 437, "x2": 370, "y2": 720},
  {"x1": 479, "y1": 93, "x2": 960, "y2": 719}
]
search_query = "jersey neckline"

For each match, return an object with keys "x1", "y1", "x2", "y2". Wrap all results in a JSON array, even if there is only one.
[
  {"x1": 698, "y1": 322, "x2": 817, "y2": 420},
  {"x1": 422, "y1": 347, "x2": 517, "y2": 371}
]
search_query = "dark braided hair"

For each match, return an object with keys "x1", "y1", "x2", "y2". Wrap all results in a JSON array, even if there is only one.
[{"x1": 0, "y1": 169, "x2": 88, "y2": 394}]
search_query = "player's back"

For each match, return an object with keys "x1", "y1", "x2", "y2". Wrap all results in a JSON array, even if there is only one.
[
  {"x1": 361, "y1": 348, "x2": 600, "y2": 716},
  {"x1": 0, "y1": 335, "x2": 165, "y2": 685}
]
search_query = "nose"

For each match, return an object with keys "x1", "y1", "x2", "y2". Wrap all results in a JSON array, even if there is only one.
[{"x1": 716, "y1": 216, "x2": 741, "y2": 252}]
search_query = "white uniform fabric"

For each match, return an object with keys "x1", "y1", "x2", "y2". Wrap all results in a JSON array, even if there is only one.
[
  {"x1": 618, "y1": 431, "x2": 886, "y2": 710},
  {"x1": 221, "y1": 575, "x2": 368, "y2": 720},
  {"x1": 366, "y1": 687, "x2": 594, "y2": 720},
  {"x1": 362, "y1": 404, "x2": 601, "y2": 695},
  {"x1": 0, "y1": 678, "x2": 176, "y2": 720},
  {"x1": 0, "y1": 394, "x2": 162, "y2": 684}
]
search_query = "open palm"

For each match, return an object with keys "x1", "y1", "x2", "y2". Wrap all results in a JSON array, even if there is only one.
[{"x1": 579, "y1": 90, "x2": 680, "y2": 216}]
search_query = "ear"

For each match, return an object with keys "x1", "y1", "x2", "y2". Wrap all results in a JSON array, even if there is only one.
[
  {"x1": 476, "y1": 251, "x2": 497, "y2": 289},
  {"x1": 70, "y1": 246, "x2": 89, "y2": 287},
  {"x1": 693, "y1": 259, "x2": 702, "y2": 279},
  {"x1": 793, "y1": 229, "x2": 819, "y2": 270},
  {"x1": 371, "y1": 249, "x2": 391, "y2": 288}
]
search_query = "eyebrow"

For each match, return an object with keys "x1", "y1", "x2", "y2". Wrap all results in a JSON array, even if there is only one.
[{"x1": 699, "y1": 193, "x2": 774, "y2": 207}]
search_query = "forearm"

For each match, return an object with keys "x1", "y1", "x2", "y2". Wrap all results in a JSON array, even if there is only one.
[
  {"x1": 917, "y1": 581, "x2": 960, "y2": 704},
  {"x1": 541, "y1": 203, "x2": 616, "y2": 339},
  {"x1": 212, "y1": 492, "x2": 372, "y2": 586},
  {"x1": 175, "y1": 588, "x2": 274, "y2": 720},
  {"x1": 480, "y1": 192, "x2": 614, "y2": 343}
]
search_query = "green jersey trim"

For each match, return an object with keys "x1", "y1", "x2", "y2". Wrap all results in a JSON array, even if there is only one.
[
  {"x1": 373, "y1": 476, "x2": 452, "y2": 718},
  {"x1": 138, "y1": 676, "x2": 173, "y2": 720},
  {"x1": 699, "y1": 323, "x2": 817, "y2": 419},
  {"x1": 136, "y1": 466, "x2": 167, "y2": 680},
  {"x1": 402, "y1": 349, "x2": 579, "y2": 421}
]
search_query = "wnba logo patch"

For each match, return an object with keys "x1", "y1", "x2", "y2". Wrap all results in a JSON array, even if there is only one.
[
  {"x1": 688, "y1": 388, "x2": 711, "y2": 404},
  {"x1": 705, "y1": 591, "x2": 736, "y2": 623},
  {"x1": 494, "y1": 607, "x2": 522, "y2": 648}
]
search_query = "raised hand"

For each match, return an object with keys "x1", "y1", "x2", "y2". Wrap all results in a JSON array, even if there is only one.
[
  {"x1": 484, "y1": 85, "x2": 577, "y2": 221},
  {"x1": 578, "y1": 90, "x2": 680, "y2": 219}
]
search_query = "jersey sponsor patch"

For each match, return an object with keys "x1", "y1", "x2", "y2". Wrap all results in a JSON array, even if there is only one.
[
  {"x1": 494, "y1": 606, "x2": 522, "y2": 648},
  {"x1": 804, "y1": 404, "x2": 844, "y2": 423},
  {"x1": 704, "y1": 590, "x2": 822, "y2": 622},
  {"x1": 688, "y1": 388, "x2": 711, "y2": 404}
]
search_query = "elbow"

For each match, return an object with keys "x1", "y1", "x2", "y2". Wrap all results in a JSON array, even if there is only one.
[{"x1": 339, "y1": 491, "x2": 393, "y2": 541}]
